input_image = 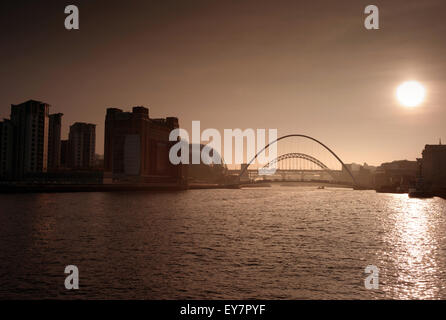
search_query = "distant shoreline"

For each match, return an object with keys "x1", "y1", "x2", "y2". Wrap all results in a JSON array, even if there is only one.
[
  {"x1": 0, "y1": 183, "x2": 187, "y2": 194},
  {"x1": 0, "y1": 182, "x2": 444, "y2": 200}
]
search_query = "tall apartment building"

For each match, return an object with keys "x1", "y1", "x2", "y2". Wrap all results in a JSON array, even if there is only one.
[
  {"x1": 68, "y1": 122, "x2": 96, "y2": 169},
  {"x1": 10, "y1": 100, "x2": 50, "y2": 178},
  {"x1": 104, "y1": 106, "x2": 181, "y2": 182},
  {"x1": 0, "y1": 119, "x2": 14, "y2": 179},
  {"x1": 48, "y1": 113, "x2": 63, "y2": 170}
]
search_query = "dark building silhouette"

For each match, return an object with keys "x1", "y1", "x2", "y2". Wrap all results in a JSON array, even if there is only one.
[
  {"x1": 374, "y1": 160, "x2": 418, "y2": 191},
  {"x1": 68, "y1": 122, "x2": 96, "y2": 169},
  {"x1": 60, "y1": 139, "x2": 69, "y2": 168},
  {"x1": 48, "y1": 113, "x2": 63, "y2": 170},
  {"x1": 104, "y1": 106, "x2": 181, "y2": 183},
  {"x1": 0, "y1": 119, "x2": 14, "y2": 179},
  {"x1": 10, "y1": 100, "x2": 50, "y2": 178},
  {"x1": 420, "y1": 144, "x2": 446, "y2": 189}
]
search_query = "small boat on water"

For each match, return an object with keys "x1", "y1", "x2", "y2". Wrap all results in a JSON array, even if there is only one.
[{"x1": 317, "y1": 186, "x2": 325, "y2": 189}]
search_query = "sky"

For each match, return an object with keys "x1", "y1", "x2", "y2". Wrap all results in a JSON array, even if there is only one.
[{"x1": 1, "y1": 0, "x2": 445, "y2": 166}]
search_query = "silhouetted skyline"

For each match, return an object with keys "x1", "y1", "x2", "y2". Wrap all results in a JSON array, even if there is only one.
[{"x1": 1, "y1": 0, "x2": 446, "y2": 165}]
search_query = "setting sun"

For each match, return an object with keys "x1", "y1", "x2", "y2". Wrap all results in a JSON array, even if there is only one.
[{"x1": 396, "y1": 81, "x2": 426, "y2": 107}]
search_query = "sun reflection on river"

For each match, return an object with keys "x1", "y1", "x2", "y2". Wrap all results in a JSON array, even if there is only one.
[{"x1": 384, "y1": 195, "x2": 440, "y2": 299}]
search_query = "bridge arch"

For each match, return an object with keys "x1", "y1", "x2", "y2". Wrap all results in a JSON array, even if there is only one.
[
  {"x1": 238, "y1": 134, "x2": 357, "y2": 185},
  {"x1": 262, "y1": 152, "x2": 338, "y2": 181},
  {"x1": 263, "y1": 152, "x2": 330, "y2": 170}
]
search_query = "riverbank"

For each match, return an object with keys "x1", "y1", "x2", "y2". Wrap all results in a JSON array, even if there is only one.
[
  {"x1": 0, "y1": 183, "x2": 188, "y2": 193},
  {"x1": 0, "y1": 180, "x2": 355, "y2": 193},
  {"x1": 0, "y1": 182, "x2": 247, "y2": 193},
  {"x1": 188, "y1": 183, "x2": 240, "y2": 190}
]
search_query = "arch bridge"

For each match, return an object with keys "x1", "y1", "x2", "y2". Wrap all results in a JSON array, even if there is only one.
[{"x1": 238, "y1": 134, "x2": 357, "y2": 186}]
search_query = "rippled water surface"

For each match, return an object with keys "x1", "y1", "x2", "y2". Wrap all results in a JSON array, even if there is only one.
[{"x1": 1, "y1": 186, "x2": 446, "y2": 299}]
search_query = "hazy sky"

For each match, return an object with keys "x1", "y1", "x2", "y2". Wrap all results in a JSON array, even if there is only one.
[{"x1": 1, "y1": 0, "x2": 445, "y2": 165}]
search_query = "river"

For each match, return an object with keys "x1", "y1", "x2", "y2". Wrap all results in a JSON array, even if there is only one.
[{"x1": 1, "y1": 185, "x2": 446, "y2": 299}]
